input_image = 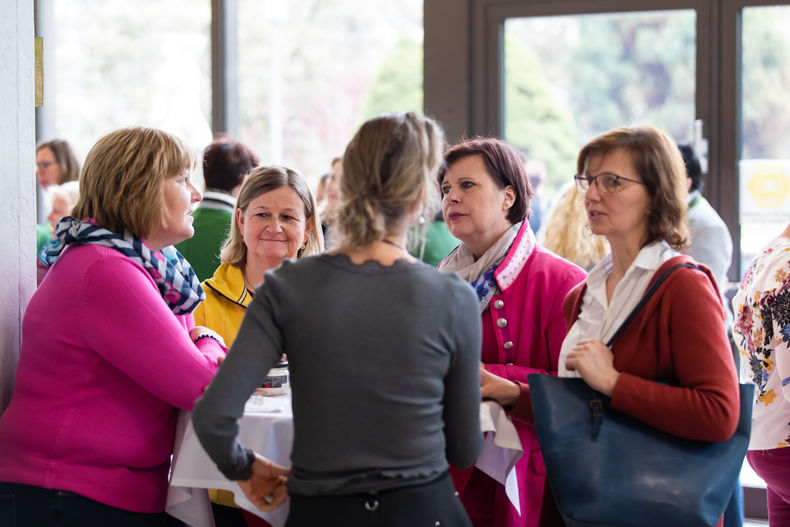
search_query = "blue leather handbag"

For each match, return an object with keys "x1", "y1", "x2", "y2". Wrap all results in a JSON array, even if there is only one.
[
  {"x1": 528, "y1": 263, "x2": 753, "y2": 527},
  {"x1": 529, "y1": 375, "x2": 752, "y2": 527}
]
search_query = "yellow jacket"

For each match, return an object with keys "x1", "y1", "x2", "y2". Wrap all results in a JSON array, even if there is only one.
[
  {"x1": 194, "y1": 262, "x2": 253, "y2": 348},
  {"x1": 193, "y1": 262, "x2": 252, "y2": 508}
]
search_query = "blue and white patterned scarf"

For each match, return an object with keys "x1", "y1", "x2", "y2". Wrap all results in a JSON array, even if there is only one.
[
  {"x1": 439, "y1": 222, "x2": 521, "y2": 313},
  {"x1": 40, "y1": 216, "x2": 205, "y2": 315}
]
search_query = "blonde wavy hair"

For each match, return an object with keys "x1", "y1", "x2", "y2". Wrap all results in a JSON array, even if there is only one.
[
  {"x1": 538, "y1": 180, "x2": 610, "y2": 270},
  {"x1": 71, "y1": 127, "x2": 195, "y2": 239},
  {"x1": 336, "y1": 112, "x2": 445, "y2": 248},
  {"x1": 220, "y1": 165, "x2": 324, "y2": 267}
]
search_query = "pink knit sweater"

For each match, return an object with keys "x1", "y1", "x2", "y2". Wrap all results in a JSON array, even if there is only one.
[{"x1": 0, "y1": 244, "x2": 224, "y2": 513}]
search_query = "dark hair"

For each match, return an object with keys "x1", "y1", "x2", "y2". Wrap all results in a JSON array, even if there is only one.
[
  {"x1": 677, "y1": 143, "x2": 702, "y2": 192},
  {"x1": 202, "y1": 141, "x2": 258, "y2": 192},
  {"x1": 37, "y1": 139, "x2": 80, "y2": 184},
  {"x1": 439, "y1": 137, "x2": 532, "y2": 224},
  {"x1": 577, "y1": 125, "x2": 689, "y2": 250}
]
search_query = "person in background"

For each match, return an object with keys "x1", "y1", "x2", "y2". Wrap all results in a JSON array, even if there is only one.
[
  {"x1": 176, "y1": 139, "x2": 258, "y2": 281},
  {"x1": 732, "y1": 221, "x2": 790, "y2": 527},
  {"x1": 36, "y1": 138, "x2": 81, "y2": 233},
  {"x1": 314, "y1": 171, "x2": 331, "y2": 209},
  {"x1": 36, "y1": 180, "x2": 83, "y2": 284},
  {"x1": 319, "y1": 157, "x2": 342, "y2": 247},
  {"x1": 36, "y1": 139, "x2": 80, "y2": 189},
  {"x1": 46, "y1": 180, "x2": 81, "y2": 233},
  {"x1": 438, "y1": 137, "x2": 586, "y2": 527},
  {"x1": 676, "y1": 144, "x2": 741, "y2": 526},
  {"x1": 410, "y1": 210, "x2": 460, "y2": 267},
  {"x1": 538, "y1": 180, "x2": 610, "y2": 271},
  {"x1": 525, "y1": 158, "x2": 547, "y2": 233},
  {"x1": 678, "y1": 143, "x2": 733, "y2": 298},
  {"x1": 193, "y1": 112, "x2": 482, "y2": 527},
  {"x1": 0, "y1": 127, "x2": 225, "y2": 526},
  {"x1": 194, "y1": 165, "x2": 323, "y2": 527},
  {"x1": 550, "y1": 125, "x2": 740, "y2": 526}
]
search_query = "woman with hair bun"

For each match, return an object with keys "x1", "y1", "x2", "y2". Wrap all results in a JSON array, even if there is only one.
[{"x1": 193, "y1": 112, "x2": 483, "y2": 527}]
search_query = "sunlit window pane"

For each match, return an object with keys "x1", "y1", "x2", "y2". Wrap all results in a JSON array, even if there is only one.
[
  {"x1": 504, "y1": 10, "x2": 696, "y2": 194},
  {"x1": 48, "y1": 1, "x2": 212, "y2": 163},
  {"x1": 238, "y1": 0, "x2": 423, "y2": 183},
  {"x1": 739, "y1": 5, "x2": 790, "y2": 272}
]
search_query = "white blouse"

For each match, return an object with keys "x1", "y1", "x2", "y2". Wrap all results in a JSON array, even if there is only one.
[{"x1": 558, "y1": 241, "x2": 680, "y2": 377}]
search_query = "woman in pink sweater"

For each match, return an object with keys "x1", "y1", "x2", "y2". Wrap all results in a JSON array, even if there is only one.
[{"x1": 0, "y1": 127, "x2": 226, "y2": 526}]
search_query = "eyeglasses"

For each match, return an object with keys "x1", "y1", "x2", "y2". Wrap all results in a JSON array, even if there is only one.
[
  {"x1": 574, "y1": 172, "x2": 646, "y2": 194},
  {"x1": 36, "y1": 161, "x2": 56, "y2": 169}
]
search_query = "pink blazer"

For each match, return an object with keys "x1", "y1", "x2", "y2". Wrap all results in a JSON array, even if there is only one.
[{"x1": 451, "y1": 222, "x2": 586, "y2": 527}]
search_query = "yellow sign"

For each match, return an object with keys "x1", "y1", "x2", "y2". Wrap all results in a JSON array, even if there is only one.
[
  {"x1": 747, "y1": 165, "x2": 790, "y2": 208},
  {"x1": 35, "y1": 37, "x2": 43, "y2": 107}
]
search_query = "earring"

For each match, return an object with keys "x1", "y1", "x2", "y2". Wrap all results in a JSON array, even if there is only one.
[
  {"x1": 418, "y1": 214, "x2": 426, "y2": 225},
  {"x1": 300, "y1": 242, "x2": 307, "y2": 251}
]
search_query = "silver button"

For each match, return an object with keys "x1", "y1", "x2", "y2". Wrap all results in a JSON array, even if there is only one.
[
  {"x1": 435, "y1": 522, "x2": 441, "y2": 526},
  {"x1": 454, "y1": 491, "x2": 459, "y2": 496},
  {"x1": 503, "y1": 341, "x2": 514, "y2": 349},
  {"x1": 493, "y1": 299, "x2": 504, "y2": 309},
  {"x1": 364, "y1": 499, "x2": 379, "y2": 511},
  {"x1": 505, "y1": 362, "x2": 514, "y2": 366},
  {"x1": 496, "y1": 318, "x2": 508, "y2": 328}
]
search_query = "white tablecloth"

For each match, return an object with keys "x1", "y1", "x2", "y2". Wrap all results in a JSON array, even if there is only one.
[
  {"x1": 166, "y1": 397, "x2": 522, "y2": 526},
  {"x1": 167, "y1": 396, "x2": 293, "y2": 527}
]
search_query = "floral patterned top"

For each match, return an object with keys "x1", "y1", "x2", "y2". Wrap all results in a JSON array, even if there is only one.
[{"x1": 732, "y1": 239, "x2": 790, "y2": 450}]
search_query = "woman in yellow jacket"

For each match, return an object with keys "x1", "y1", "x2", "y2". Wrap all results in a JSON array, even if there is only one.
[{"x1": 194, "y1": 165, "x2": 324, "y2": 526}]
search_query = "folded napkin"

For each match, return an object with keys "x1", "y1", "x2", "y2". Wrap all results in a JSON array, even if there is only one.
[{"x1": 476, "y1": 400, "x2": 524, "y2": 514}]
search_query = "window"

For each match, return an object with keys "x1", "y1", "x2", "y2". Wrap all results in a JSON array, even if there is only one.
[
  {"x1": 43, "y1": 1, "x2": 212, "y2": 166},
  {"x1": 738, "y1": 5, "x2": 790, "y2": 270},
  {"x1": 237, "y1": 0, "x2": 423, "y2": 183},
  {"x1": 504, "y1": 10, "x2": 696, "y2": 194}
]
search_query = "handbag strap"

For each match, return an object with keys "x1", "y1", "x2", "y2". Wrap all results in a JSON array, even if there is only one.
[
  {"x1": 605, "y1": 262, "x2": 700, "y2": 347},
  {"x1": 588, "y1": 262, "x2": 701, "y2": 441}
]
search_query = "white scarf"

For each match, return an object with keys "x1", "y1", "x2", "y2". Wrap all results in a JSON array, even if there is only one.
[{"x1": 439, "y1": 223, "x2": 521, "y2": 313}]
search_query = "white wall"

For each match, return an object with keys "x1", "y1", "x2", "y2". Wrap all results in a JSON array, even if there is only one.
[{"x1": 0, "y1": 0, "x2": 36, "y2": 412}]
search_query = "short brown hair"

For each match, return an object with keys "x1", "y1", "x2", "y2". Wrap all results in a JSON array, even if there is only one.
[
  {"x1": 220, "y1": 165, "x2": 324, "y2": 267},
  {"x1": 71, "y1": 127, "x2": 196, "y2": 239},
  {"x1": 37, "y1": 139, "x2": 81, "y2": 184},
  {"x1": 440, "y1": 137, "x2": 533, "y2": 224},
  {"x1": 576, "y1": 125, "x2": 689, "y2": 250}
]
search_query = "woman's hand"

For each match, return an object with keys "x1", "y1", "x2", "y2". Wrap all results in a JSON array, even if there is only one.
[
  {"x1": 238, "y1": 453, "x2": 291, "y2": 511},
  {"x1": 564, "y1": 339, "x2": 620, "y2": 396},
  {"x1": 480, "y1": 363, "x2": 520, "y2": 407}
]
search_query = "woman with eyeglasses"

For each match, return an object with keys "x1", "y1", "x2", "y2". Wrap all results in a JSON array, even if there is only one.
[
  {"x1": 437, "y1": 137, "x2": 586, "y2": 527},
  {"x1": 538, "y1": 125, "x2": 740, "y2": 526}
]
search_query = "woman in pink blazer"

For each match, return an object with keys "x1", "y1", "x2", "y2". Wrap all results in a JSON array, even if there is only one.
[{"x1": 438, "y1": 137, "x2": 586, "y2": 527}]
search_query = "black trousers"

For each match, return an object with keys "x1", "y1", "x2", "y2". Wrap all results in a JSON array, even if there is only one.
[
  {"x1": 0, "y1": 482, "x2": 185, "y2": 527},
  {"x1": 285, "y1": 472, "x2": 472, "y2": 527}
]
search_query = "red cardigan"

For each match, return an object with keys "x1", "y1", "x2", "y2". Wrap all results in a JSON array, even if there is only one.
[
  {"x1": 537, "y1": 255, "x2": 740, "y2": 527},
  {"x1": 562, "y1": 255, "x2": 739, "y2": 442}
]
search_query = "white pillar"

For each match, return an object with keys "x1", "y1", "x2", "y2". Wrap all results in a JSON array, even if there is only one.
[{"x1": 0, "y1": 0, "x2": 36, "y2": 412}]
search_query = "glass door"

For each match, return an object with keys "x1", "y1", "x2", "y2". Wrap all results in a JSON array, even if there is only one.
[
  {"x1": 503, "y1": 9, "x2": 698, "y2": 196},
  {"x1": 736, "y1": 5, "x2": 790, "y2": 271}
]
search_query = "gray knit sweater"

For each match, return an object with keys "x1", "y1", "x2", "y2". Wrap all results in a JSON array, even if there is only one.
[{"x1": 193, "y1": 253, "x2": 483, "y2": 496}]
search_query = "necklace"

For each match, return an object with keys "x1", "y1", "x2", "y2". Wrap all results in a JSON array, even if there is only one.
[
  {"x1": 381, "y1": 238, "x2": 406, "y2": 253},
  {"x1": 241, "y1": 270, "x2": 257, "y2": 295}
]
